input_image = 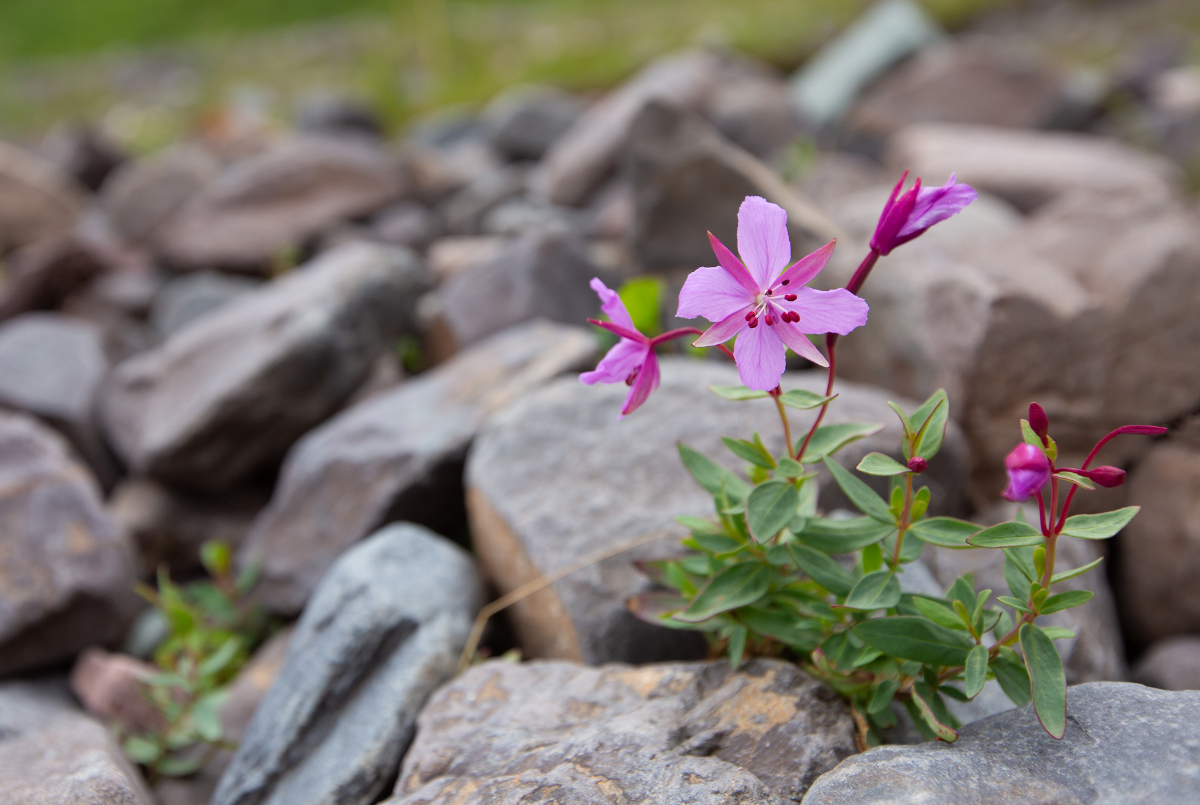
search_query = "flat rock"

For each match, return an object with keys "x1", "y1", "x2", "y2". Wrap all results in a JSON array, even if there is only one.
[
  {"x1": 801, "y1": 682, "x2": 1200, "y2": 805},
  {"x1": 99, "y1": 242, "x2": 427, "y2": 492},
  {"x1": 465, "y1": 357, "x2": 968, "y2": 664},
  {"x1": 241, "y1": 320, "x2": 595, "y2": 615},
  {"x1": 0, "y1": 140, "x2": 86, "y2": 252},
  {"x1": 1133, "y1": 637, "x2": 1200, "y2": 691},
  {"x1": 0, "y1": 412, "x2": 138, "y2": 677},
  {"x1": 385, "y1": 658, "x2": 856, "y2": 805},
  {"x1": 213, "y1": 523, "x2": 484, "y2": 805},
  {"x1": 0, "y1": 679, "x2": 153, "y2": 804},
  {"x1": 100, "y1": 144, "x2": 221, "y2": 245}
]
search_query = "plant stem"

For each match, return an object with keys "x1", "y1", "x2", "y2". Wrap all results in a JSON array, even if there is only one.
[
  {"x1": 650, "y1": 326, "x2": 735, "y2": 360},
  {"x1": 770, "y1": 387, "x2": 795, "y2": 459},
  {"x1": 891, "y1": 473, "x2": 914, "y2": 567},
  {"x1": 795, "y1": 334, "x2": 838, "y2": 461}
]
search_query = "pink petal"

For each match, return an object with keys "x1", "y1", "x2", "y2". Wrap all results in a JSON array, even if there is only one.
[
  {"x1": 591, "y1": 319, "x2": 644, "y2": 342},
  {"x1": 619, "y1": 348, "x2": 661, "y2": 418},
  {"x1": 590, "y1": 277, "x2": 636, "y2": 332},
  {"x1": 676, "y1": 265, "x2": 756, "y2": 323},
  {"x1": 693, "y1": 307, "x2": 751, "y2": 347},
  {"x1": 737, "y1": 196, "x2": 790, "y2": 289},
  {"x1": 733, "y1": 320, "x2": 786, "y2": 391},
  {"x1": 896, "y1": 174, "x2": 977, "y2": 240},
  {"x1": 580, "y1": 338, "x2": 646, "y2": 385},
  {"x1": 707, "y1": 232, "x2": 760, "y2": 297},
  {"x1": 870, "y1": 174, "x2": 919, "y2": 255},
  {"x1": 786, "y1": 287, "x2": 869, "y2": 336},
  {"x1": 773, "y1": 315, "x2": 829, "y2": 367},
  {"x1": 772, "y1": 239, "x2": 836, "y2": 291}
]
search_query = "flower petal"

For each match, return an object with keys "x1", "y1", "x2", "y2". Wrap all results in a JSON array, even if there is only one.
[
  {"x1": 590, "y1": 277, "x2": 636, "y2": 332},
  {"x1": 676, "y1": 265, "x2": 755, "y2": 323},
  {"x1": 591, "y1": 319, "x2": 644, "y2": 342},
  {"x1": 737, "y1": 196, "x2": 790, "y2": 288},
  {"x1": 693, "y1": 308, "x2": 751, "y2": 347},
  {"x1": 772, "y1": 239, "x2": 836, "y2": 291},
  {"x1": 896, "y1": 174, "x2": 977, "y2": 241},
  {"x1": 580, "y1": 338, "x2": 646, "y2": 385},
  {"x1": 772, "y1": 315, "x2": 829, "y2": 367},
  {"x1": 620, "y1": 348, "x2": 661, "y2": 418},
  {"x1": 733, "y1": 320, "x2": 786, "y2": 391},
  {"x1": 707, "y1": 232, "x2": 761, "y2": 297},
  {"x1": 786, "y1": 287, "x2": 869, "y2": 336},
  {"x1": 870, "y1": 173, "x2": 918, "y2": 255}
]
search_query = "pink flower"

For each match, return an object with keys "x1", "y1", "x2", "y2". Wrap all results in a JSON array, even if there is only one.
[
  {"x1": 580, "y1": 278, "x2": 661, "y2": 418},
  {"x1": 675, "y1": 196, "x2": 869, "y2": 391},
  {"x1": 870, "y1": 171, "x2": 977, "y2": 256},
  {"x1": 1002, "y1": 443, "x2": 1052, "y2": 502}
]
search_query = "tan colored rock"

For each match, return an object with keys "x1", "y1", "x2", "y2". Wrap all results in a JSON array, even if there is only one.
[
  {"x1": 0, "y1": 140, "x2": 86, "y2": 252},
  {"x1": 425, "y1": 235, "x2": 504, "y2": 284},
  {"x1": 0, "y1": 232, "x2": 110, "y2": 320},
  {"x1": 1133, "y1": 637, "x2": 1200, "y2": 691},
  {"x1": 100, "y1": 144, "x2": 221, "y2": 245},
  {"x1": 70, "y1": 647, "x2": 165, "y2": 735}
]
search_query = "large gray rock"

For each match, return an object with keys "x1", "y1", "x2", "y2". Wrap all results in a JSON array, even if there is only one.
[
  {"x1": 99, "y1": 242, "x2": 427, "y2": 492},
  {"x1": 0, "y1": 140, "x2": 86, "y2": 252},
  {"x1": 1133, "y1": 637, "x2": 1200, "y2": 692},
  {"x1": 213, "y1": 524, "x2": 485, "y2": 805},
  {"x1": 438, "y1": 164, "x2": 528, "y2": 235},
  {"x1": 703, "y1": 68, "x2": 802, "y2": 159},
  {"x1": 482, "y1": 84, "x2": 584, "y2": 161},
  {"x1": 466, "y1": 357, "x2": 968, "y2": 664},
  {"x1": 240, "y1": 320, "x2": 595, "y2": 615},
  {"x1": 385, "y1": 658, "x2": 856, "y2": 805},
  {"x1": 150, "y1": 271, "x2": 262, "y2": 337},
  {"x1": 801, "y1": 682, "x2": 1200, "y2": 805},
  {"x1": 0, "y1": 412, "x2": 138, "y2": 677},
  {"x1": 0, "y1": 680, "x2": 153, "y2": 805},
  {"x1": 0, "y1": 232, "x2": 110, "y2": 321}
]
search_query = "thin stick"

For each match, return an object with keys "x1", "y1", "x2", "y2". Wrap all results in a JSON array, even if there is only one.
[{"x1": 457, "y1": 527, "x2": 683, "y2": 673}]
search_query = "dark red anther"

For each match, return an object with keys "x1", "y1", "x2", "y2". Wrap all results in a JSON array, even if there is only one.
[
  {"x1": 785, "y1": 293, "x2": 797, "y2": 301},
  {"x1": 781, "y1": 279, "x2": 790, "y2": 285},
  {"x1": 907, "y1": 456, "x2": 927, "y2": 473},
  {"x1": 748, "y1": 318, "x2": 759, "y2": 328},
  {"x1": 765, "y1": 289, "x2": 773, "y2": 296},
  {"x1": 745, "y1": 310, "x2": 755, "y2": 321},
  {"x1": 765, "y1": 315, "x2": 774, "y2": 326},
  {"x1": 790, "y1": 311, "x2": 800, "y2": 323},
  {"x1": 625, "y1": 366, "x2": 640, "y2": 386},
  {"x1": 1029, "y1": 403, "x2": 1049, "y2": 442}
]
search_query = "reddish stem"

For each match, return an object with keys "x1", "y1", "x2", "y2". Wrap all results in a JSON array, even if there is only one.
[
  {"x1": 651, "y1": 326, "x2": 735, "y2": 360},
  {"x1": 1053, "y1": 424, "x2": 1167, "y2": 534},
  {"x1": 1036, "y1": 491, "x2": 1048, "y2": 535}
]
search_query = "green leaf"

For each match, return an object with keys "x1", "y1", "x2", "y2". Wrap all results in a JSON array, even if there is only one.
[
  {"x1": 746, "y1": 481, "x2": 801, "y2": 541},
  {"x1": 911, "y1": 596, "x2": 967, "y2": 630},
  {"x1": 883, "y1": 529, "x2": 925, "y2": 564},
  {"x1": 1039, "y1": 590, "x2": 1094, "y2": 614},
  {"x1": 776, "y1": 457, "x2": 806, "y2": 478},
  {"x1": 1021, "y1": 418, "x2": 1045, "y2": 452},
  {"x1": 841, "y1": 571, "x2": 902, "y2": 610},
  {"x1": 965, "y1": 644, "x2": 988, "y2": 698},
  {"x1": 868, "y1": 679, "x2": 901, "y2": 713},
  {"x1": 1054, "y1": 471, "x2": 1094, "y2": 490},
  {"x1": 1059, "y1": 507, "x2": 1140, "y2": 540},
  {"x1": 967, "y1": 521, "x2": 1043, "y2": 548},
  {"x1": 675, "y1": 563, "x2": 770, "y2": 623},
  {"x1": 853, "y1": 616, "x2": 975, "y2": 666},
  {"x1": 678, "y1": 443, "x2": 749, "y2": 502},
  {"x1": 155, "y1": 755, "x2": 207, "y2": 777},
  {"x1": 856, "y1": 452, "x2": 911, "y2": 476},
  {"x1": 192, "y1": 691, "x2": 228, "y2": 742},
  {"x1": 676, "y1": 515, "x2": 725, "y2": 537},
  {"x1": 723, "y1": 435, "x2": 776, "y2": 469},
  {"x1": 908, "y1": 518, "x2": 980, "y2": 548},
  {"x1": 198, "y1": 637, "x2": 241, "y2": 679},
  {"x1": 861, "y1": 542, "x2": 883, "y2": 573},
  {"x1": 727, "y1": 625, "x2": 748, "y2": 668},
  {"x1": 997, "y1": 595, "x2": 1032, "y2": 614},
  {"x1": 913, "y1": 391, "x2": 949, "y2": 460},
  {"x1": 709, "y1": 384, "x2": 769, "y2": 400},
  {"x1": 887, "y1": 401, "x2": 915, "y2": 438},
  {"x1": 991, "y1": 653, "x2": 1032, "y2": 707},
  {"x1": 685, "y1": 532, "x2": 745, "y2": 556},
  {"x1": 909, "y1": 686, "x2": 958, "y2": 742},
  {"x1": 123, "y1": 736, "x2": 162, "y2": 765},
  {"x1": 1041, "y1": 627, "x2": 1076, "y2": 641},
  {"x1": 1051, "y1": 557, "x2": 1104, "y2": 584},
  {"x1": 737, "y1": 607, "x2": 822, "y2": 650},
  {"x1": 823, "y1": 457, "x2": 895, "y2": 523},
  {"x1": 798, "y1": 422, "x2": 885, "y2": 462},
  {"x1": 627, "y1": 591, "x2": 689, "y2": 626},
  {"x1": 199, "y1": 540, "x2": 231, "y2": 577},
  {"x1": 788, "y1": 544, "x2": 855, "y2": 596},
  {"x1": 780, "y1": 389, "x2": 837, "y2": 409},
  {"x1": 619, "y1": 276, "x2": 664, "y2": 336},
  {"x1": 1020, "y1": 623, "x2": 1067, "y2": 739},
  {"x1": 142, "y1": 671, "x2": 192, "y2": 692},
  {"x1": 795, "y1": 516, "x2": 894, "y2": 553}
]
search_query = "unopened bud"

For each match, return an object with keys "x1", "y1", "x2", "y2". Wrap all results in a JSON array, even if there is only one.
[
  {"x1": 1028, "y1": 403, "x2": 1049, "y2": 442},
  {"x1": 1080, "y1": 466, "x2": 1126, "y2": 488},
  {"x1": 907, "y1": 456, "x2": 927, "y2": 473}
]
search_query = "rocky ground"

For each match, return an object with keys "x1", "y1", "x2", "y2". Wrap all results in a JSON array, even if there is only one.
[{"x1": 3, "y1": 1, "x2": 1200, "y2": 803}]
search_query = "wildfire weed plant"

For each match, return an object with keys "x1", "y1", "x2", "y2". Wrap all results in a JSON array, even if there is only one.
[{"x1": 582, "y1": 173, "x2": 1163, "y2": 747}]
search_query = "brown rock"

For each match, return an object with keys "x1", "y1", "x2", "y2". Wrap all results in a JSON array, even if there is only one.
[
  {"x1": 69, "y1": 647, "x2": 165, "y2": 735},
  {"x1": 425, "y1": 235, "x2": 504, "y2": 284},
  {"x1": 384, "y1": 659, "x2": 856, "y2": 805},
  {"x1": 0, "y1": 232, "x2": 110, "y2": 320},
  {"x1": 1132, "y1": 637, "x2": 1200, "y2": 691},
  {"x1": 40, "y1": 123, "x2": 128, "y2": 192},
  {"x1": 0, "y1": 140, "x2": 86, "y2": 253},
  {"x1": 100, "y1": 144, "x2": 221, "y2": 245}
]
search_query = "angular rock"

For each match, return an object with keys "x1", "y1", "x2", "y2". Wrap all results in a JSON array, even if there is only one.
[
  {"x1": 0, "y1": 140, "x2": 86, "y2": 252},
  {"x1": 150, "y1": 271, "x2": 262, "y2": 337},
  {"x1": 372, "y1": 201, "x2": 441, "y2": 251},
  {"x1": 424, "y1": 236, "x2": 504, "y2": 284},
  {"x1": 0, "y1": 412, "x2": 138, "y2": 677},
  {"x1": 704, "y1": 70, "x2": 802, "y2": 159},
  {"x1": 465, "y1": 357, "x2": 967, "y2": 664},
  {"x1": 240, "y1": 320, "x2": 595, "y2": 615},
  {"x1": 99, "y1": 242, "x2": 427, "y2": 492},
  {"x1": 801, "y1": 682, "x2": 1200, "y2": 805},
  {"x1": 482, "y1": 84, "x2": 584, "y2": 161},
  {"x1": 213, "y1": 523, "x2": 485, "y2": 805},
  {"x1": 385, "y1": 658, "x2": 856, "y2": 805},
  {"x1": 154, "y1": 137, "x2": 405, "y2": 273},
  {"x1": 41, "y1": 123, "x2": 128, "y2": 192},
  {"x1": 101, "y1": 144, "x2": 221, "y2": 245},
  {"x1": 1133, "y1": 637, "x2": 1200, "y2": 691},
  {"x1": 0, "y1": 679, "x2": 153, "y2": 805},
  {"x1": 0, "y1": 232, "x2": 110, "y2": 320},
  {"x1": 438, "y1": 164, "x2": 528, "y2": 235},
  {"x1": 70, "y1": 647, "x2": 165, "y2": 735}
]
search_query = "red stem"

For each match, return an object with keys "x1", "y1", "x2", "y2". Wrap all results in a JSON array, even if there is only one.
[
  {"x1": 1054, "y1": 424, "x2": 1166, "y2": 533},
  {"x1": 651, "y1": 327, "x2": 735, "y2": 360}
]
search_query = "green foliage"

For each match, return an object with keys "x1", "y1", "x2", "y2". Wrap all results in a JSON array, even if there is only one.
[{"x1": 617, "y1": 277, "x2": 665, "y2": 338}]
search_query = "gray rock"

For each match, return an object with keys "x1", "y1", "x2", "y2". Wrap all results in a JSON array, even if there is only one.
[
  {"x1": 1133, "y1": 637, "x2": 1200, "y2": 691},
  {"x1": 481, "y1": 198, "x2": 577, "y2": 236},
  {"x1": 385, "y1": 658, "x2": 856, "y2": 805},
  {"x1": 150, "y1": 270, "x2": 262, "y2": 337},
  {"x1": 438, "y1": 164, "x2": 528, "y2": 235},
  {"x1": 0, "y1": 680, "x2": 153, "y2": 805},
  {"x1": 240, "y1": 320, "x2": 596, "y2": 615},
  {"x1": 0, "y1": 412, "x2": 138, "y2": 677},
  {"x1": 0, "y1": 140, "x2": 86, "y2": 252},
  {"x1": 99, "y1": 242, "x2": 427, "y2": 492},
  {"x1": 801, "y1": 682, "x2": 1200, "y2": 805},
  {"x1": 213, "y1": 524, "x2": 485, "y2": 805},
  {"x1": 101, "y1": 144, "x2": 221, "y2": 245},
  {"x1": 482, "y1": 84, "x2": 584, "y2": 161},
  {"x1": 372, "y1": 201, "x2": 441, "y2": 251},
  {"x1": 465, "y1": 357, "x2": 967, "y2": 664},
  {"x1": 704, "y1": 70, "x2": 803, "y2": 159},
  {"x1": 40, "y1": 123, "x2": 128, "y2": 192},
  {"x1": 0, "y1": 232, "x2": 110, "y2": 321},
  {"x1": 294, "y1": 93, "x2": 382, "y2": 139}
]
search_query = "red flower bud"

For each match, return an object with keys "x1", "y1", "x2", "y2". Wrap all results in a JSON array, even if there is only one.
[
  {"x1": 1028, "y1": 403, "x2": 1049, "y2": 442},
  {"x1": 1078, "y1": 466, "x2": 1126, "y2": 488},
  {"x1": 907, "y1": 456, "x2": 927, "y2": 473}
]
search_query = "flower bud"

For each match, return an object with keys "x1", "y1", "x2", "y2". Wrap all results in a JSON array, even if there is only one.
[
  {"x1": 1079, "y1": 466, "x2": 1126, "y2": 488},
  {"x1": 1028, "y1": 403, "x2": 1049, "y2": 442},
  {"x1": 1002, "y1": 443, "x2": 1051, "y2": 502},
  {"x1": 907, "y1": 456, "x2": 927, "y2": 473}
]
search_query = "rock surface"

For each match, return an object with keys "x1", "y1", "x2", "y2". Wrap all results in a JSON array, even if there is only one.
[
  {"x1": 150, "y1": 271, "x2": 262, "y2": 337},
  {"x1": 801, "y1": 682, "x2": 1200, "y2": 805},
  {"x1": 101, "y1": 144, "x2": 220, "y2": 245},
  {"x1": 241, "y1": 320, "x2": 595, "y2": 615},
  {"x1": 1133, "y1": 637, "x2": 1200, "y2": 691},
  {"x1": 0, "y1": 232, "x2": 110, "y2": 320},
  {"x1": 385, "y1": 658, "x2": 856, "y2": 805},
  {"x1": 69, "y1": 647, "x2": 165, "y2": 735},
  {"x1": 0, "y1": 679, "x2": 154, "y2": 805},
  {"x1": 483, "y1": 84, "x2": 584, "y2": 161},
  {"x1": 466, "y1": 357, "x2": 967, "y2": 664},
  {"x1": 0, "y1": 140, "x2": 86, "y2": 252},
  {"x1": 0, "y1": 412, "x2": 138, "y2": 677},
  {"x1": 213, "y1": 523, "x2": 484, "y2": 805},
  {"x1": 99, "y1": 242, "x2": 426, "y2": 492}
]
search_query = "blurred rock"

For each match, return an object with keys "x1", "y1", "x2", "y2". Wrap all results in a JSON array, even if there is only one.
[
  {"x1": 802, "y1": 683, "x2": 1200, "y2": 805},
  {"x1": 481, "y1": 198, "x2": 576, "y2": 236},
  {"x1": 483, "y1": 84, "x2": 584, "y2": 161},
  {"x1": 0, "y1": 140, "x2": 86, "y2": 252},
  {"x1": 1133, "y1": 637, "x2": 1200, "y2": 691},
  {"x1": 466, "y1": 358, "x2": 967, "y2": 664},
  {"x1": 532, "y1": 49, "x2": 721, "y2": 206},
  {"x1": 295, "y1": 93, "x2": 383, "y2": 139},
  {"x1": 101, "y1": 144, "x2": 221, "y2": 245},
  {"x1": 241, "y1": 321, "x2": 595, "y2": 616},
  {"x1": 705, "y1": 70, "x2": 802, "y2": 159},
  {"x1": 0, "y1": 412, "x2": 138, "y2": 677},
  {"x1": 425, "y1": 236, "x2": 505, "y2": 284},
  {"x1": 827, "y1": 185, "x2": 1022, "y2": 251},
  {"x1": 41, "y1": 123, "x2": 128, "y2": 192},
  {"x1": 213, "y1": 524, "x2": 484, "y2": 805},
  {"x1": 384, "y1": 659, "x2": 856, "y2": 805},
  {"x1": 150, "y1": 271, "x2": 262, "y2": 337},
  {"x1": 371, "y1": 201, "x2": 441, "y2": 251},
  {"x1": 99, "y1": 242, "x2": 427, "y2": 492},
  {"x1": 0, "y1": 679, "x2": 154, "y2": 805},
  {"x1": 439, "y1": 164, "x2": 528, "y2": 235},
  {"x1": 155, "y1": 137, "x2": 405, "y2": 273},
  {"x1": 795, "y1": 151, "x2": 889, "y2": 209},
  {"x1": 405, "y1": 139, "x2": 501, "y2": 205},
  {"x1": 0, "y1": 232, "x2": 111, "y2": 320},
  {"x1": 69, "y1": 647, "x2": 164, "y2": 736}
]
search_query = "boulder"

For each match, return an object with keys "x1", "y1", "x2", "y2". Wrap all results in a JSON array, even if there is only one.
[
  {"x1": 384, "y1": 658, "x2": 856, "y2": 805},
  {"x1": 424, "y1": 236, "x2": 505, "y2": 284},
  {"x1": 40, "y1": 123, "x2": 128, "y2": 192},
  {"x1": 99, "y1": 242, "x2": 427, "y2": 492},
  {"x1": 0, "y1": 679, "x2": 153, "y2": 805},
  {"x1": 801, "y1": 682, "x2": 1200, "y2": 805},
  {"x1": 1133, "y1": 637, "x2": 1200, "y2": 691},
  {"x1": 438, "y1": 164, "x2": 528, "y2": 235},
  {"x1": 240, "y1": 320, "x2": 595, "y2": 615},
  {"x1": 0, "y1": 232, "x2": 110, "y2": 320},
  {"x1": 0, "y1": 412, "x2": 138, "y2": 677},
  {"x1": 482, "y1": 84, "x2": 584, "y2": 161},
  {"x1": 150, "y1": 271, "x2": 262, "y2": 337},
  {"x1": 100, "y1": 144, "x2": 221, "y2": 245},
  {"x1": 465, "y1": 357, "x2": 968, "y2": 664},
  {"x1": 213, "y1": 524, "x2": 484, "y2": 805},
  {"x1": 154, "y1": 137, "x2": 405, "y2": 273},
  {"x1": 0, "y1": 140, "x2": 86, "y2": 252},
  {"x1": 704, "y1": 70, "x2": 802, "y2": 159},
  {"x1": 69, "y1": 647, "x2": 165, "y2": 736}
]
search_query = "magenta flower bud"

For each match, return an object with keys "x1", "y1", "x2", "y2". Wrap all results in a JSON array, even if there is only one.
[
  {"x1": 1028, "y1": 403, "x2": 1049, "y2": 442},
  {"x1": 870, "y1": 171, "x2": 977, "y2": 256},
  {"x1": 907, "y1": 456, "x2": 927, "y2": 473},
  {"x1": 1002, "y1": 443, "x2": 1051, "y2": 502},
  {"x1": 1078, "y1": 466, "x2": 1126, "y2": 488}
]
